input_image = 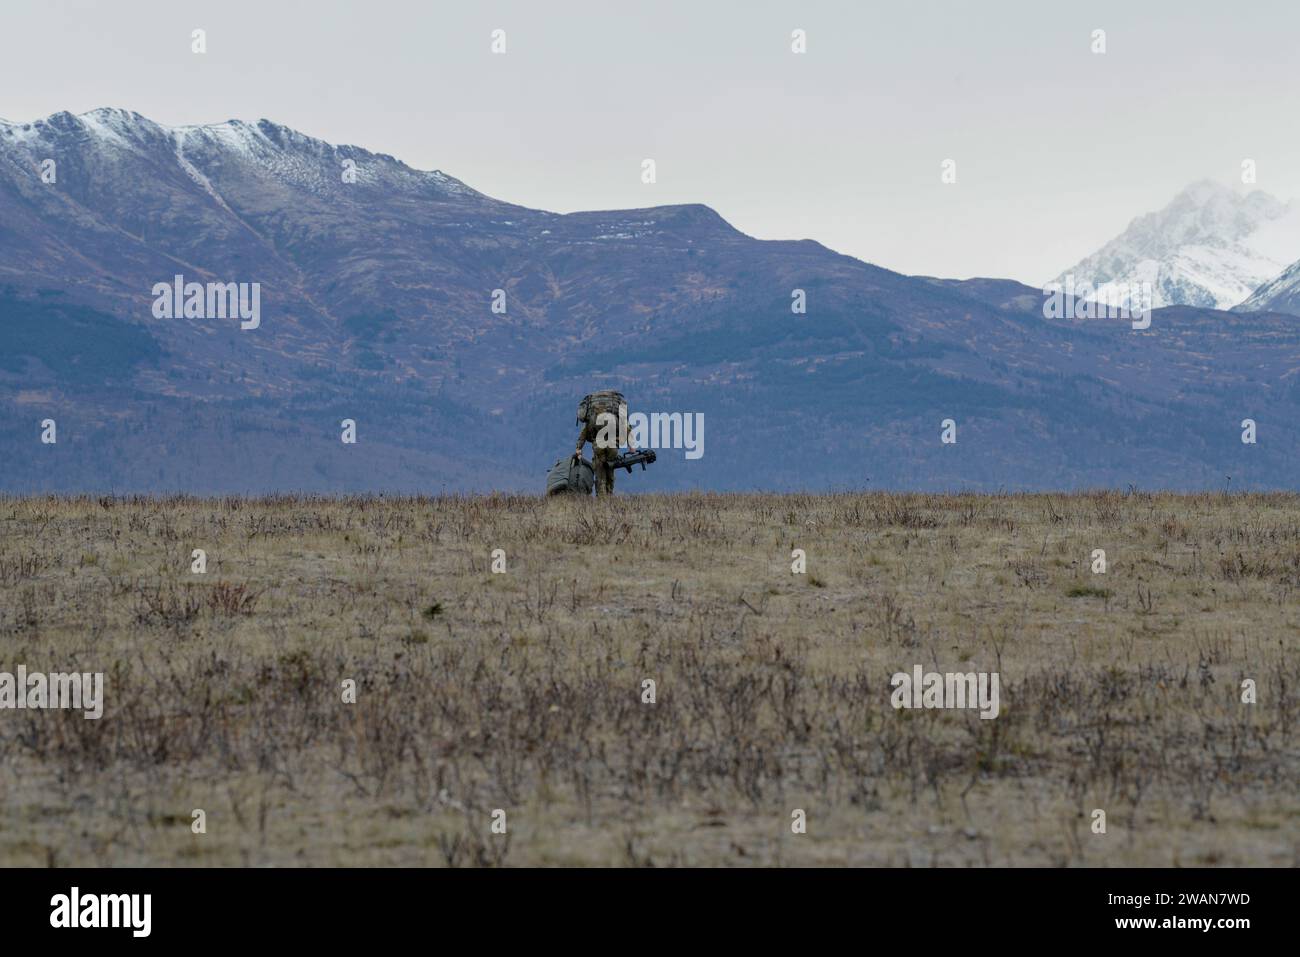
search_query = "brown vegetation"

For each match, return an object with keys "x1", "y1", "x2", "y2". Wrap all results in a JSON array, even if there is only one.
[{"x1": 0, "y1": 491, "x2": 1296, "y2": 866}]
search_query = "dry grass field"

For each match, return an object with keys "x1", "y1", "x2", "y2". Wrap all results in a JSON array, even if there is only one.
[{"x1": 0, "y1": 491, "x2": 1296, "y2": 867}]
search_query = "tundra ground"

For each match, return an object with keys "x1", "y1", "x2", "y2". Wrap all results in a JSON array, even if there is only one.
[{"x1": 0, "y1": 492, "x2": 1296, "y2": 866}]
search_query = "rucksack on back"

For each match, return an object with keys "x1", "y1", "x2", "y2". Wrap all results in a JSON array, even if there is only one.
[
  {"x1": 546, "y1": 455, "x2": 594, "y2": 496},
  {"x1": 576, "y1": 390, "x2": 625, "y2": 428}
]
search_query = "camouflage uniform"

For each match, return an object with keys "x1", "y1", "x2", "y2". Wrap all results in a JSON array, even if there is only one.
[{"x1": 576, "y1": 419, "x2": 619, "y2": 496}]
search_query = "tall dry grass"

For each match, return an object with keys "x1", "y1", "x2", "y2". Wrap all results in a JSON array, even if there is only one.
[{"x1": 0, "y1": 491, "x2": 1295, "y2": 865}]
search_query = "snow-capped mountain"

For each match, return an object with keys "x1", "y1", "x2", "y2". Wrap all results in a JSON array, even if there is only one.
[
  {"x1": 3, "y1": 108, "x2": 1300, "y2": 493},
  {"x1": 1050, "y1": 180, "x2": 1300, "y2": 310},
  {"x1": 1, "y1": 106, "x2": 479, "y2": 196},
  {"x1": 1236, "y1": 257, "x2": 1300, "y2": 315}
]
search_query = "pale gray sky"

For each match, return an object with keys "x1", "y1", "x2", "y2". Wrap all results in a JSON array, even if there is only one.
[{"x1": 4, "y1": 0, "x2": 1297, "y2": 283}]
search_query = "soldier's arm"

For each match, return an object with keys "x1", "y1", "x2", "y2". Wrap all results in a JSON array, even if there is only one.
[{"x1": 623, "y1": 409, "x2": 637, "y2": 451}]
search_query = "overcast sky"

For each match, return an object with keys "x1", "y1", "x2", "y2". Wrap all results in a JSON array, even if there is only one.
[{"x1": 4, "y1": 0, "x2": 1297, "y2": 283}]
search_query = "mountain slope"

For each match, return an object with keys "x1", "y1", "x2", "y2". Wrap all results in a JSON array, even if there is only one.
[
  {"x1": 1050, "y1": 180, "x2": 1300, "y2": 310},
  {"x1": 1236, "y1": 256, "x2": 1300, "y2": 316},
  {"x1": 2, "y1": 109, "x2": 1298, "y2": 492}
]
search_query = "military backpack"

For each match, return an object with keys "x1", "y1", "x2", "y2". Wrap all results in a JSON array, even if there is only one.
[{"x1": 576, "y1": 390, "x2": 625, "y2": 429}]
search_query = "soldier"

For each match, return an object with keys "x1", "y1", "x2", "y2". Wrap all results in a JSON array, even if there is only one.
[{"x1": 574, "y1": 390, "x2": 637, "y2": 497}]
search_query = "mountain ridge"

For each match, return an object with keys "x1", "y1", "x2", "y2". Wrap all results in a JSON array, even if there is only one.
[
  {"x1": 1237, "y1": 257, "x2": 1300, "y2": 316},
  {"x1": 2, "y1": 108, "x2": 1297, "y2": 492}
]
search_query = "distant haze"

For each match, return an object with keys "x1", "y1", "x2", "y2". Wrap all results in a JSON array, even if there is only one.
[{"x1": 3, "y1": 0, "x2": 1298, "y2": 283}]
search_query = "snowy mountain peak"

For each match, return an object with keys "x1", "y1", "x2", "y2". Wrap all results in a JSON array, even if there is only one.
[
  {"x1": 1, "y1": 107, "x2": 481, "y2": 200},
  {"x1": 1051, "y1": 180, "x2": 1300, "y2": 310}
]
